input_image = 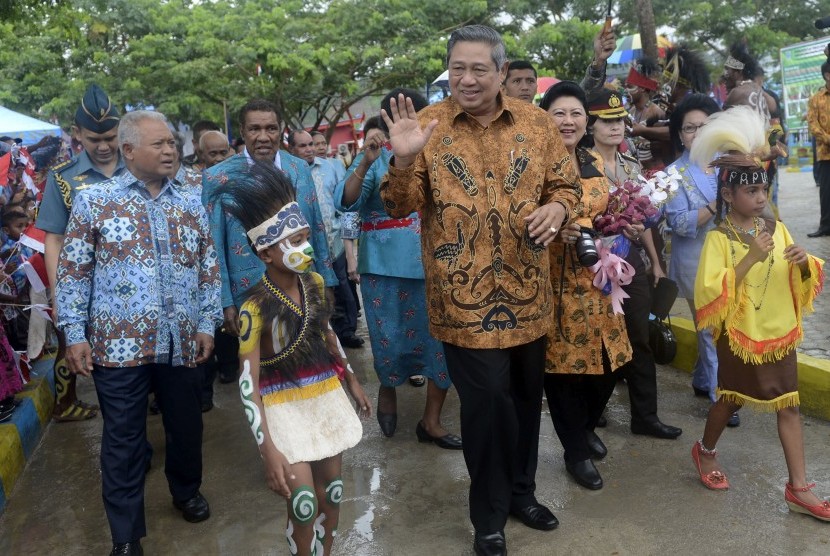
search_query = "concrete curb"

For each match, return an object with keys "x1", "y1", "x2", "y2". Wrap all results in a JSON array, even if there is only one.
[
  {"x1": 0, "y1": 358, "x2": 55, "y2": 514},
  {"x1": 669, "y1": 317, "x2": 830, "y2": 420}
]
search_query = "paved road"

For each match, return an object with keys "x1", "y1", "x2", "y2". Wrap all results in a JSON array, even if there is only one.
[{"x1": 1, "y1": 171, "x2": 829, "y2": 555}]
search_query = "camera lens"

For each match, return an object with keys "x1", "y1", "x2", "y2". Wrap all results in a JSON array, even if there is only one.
[{"x1": 574, "y1": 228, "x2": 599, "y2": 267}]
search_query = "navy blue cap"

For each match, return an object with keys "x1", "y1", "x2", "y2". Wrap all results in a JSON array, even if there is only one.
[{"x1": 75, "y1": 84, "x2": 120, "y2": 133}]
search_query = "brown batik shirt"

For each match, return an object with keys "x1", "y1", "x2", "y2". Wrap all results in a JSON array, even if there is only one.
[
  {"x1": 546, "y1": 149, "x2": 632, "y2": 375},
  {"x1": 380, "y1": 94, "x2": 580, "y2": 349}
]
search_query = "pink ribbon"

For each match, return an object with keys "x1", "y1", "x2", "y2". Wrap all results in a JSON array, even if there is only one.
[{"x1": 589, "y1": 239, "x2": 635, "y2": 314}]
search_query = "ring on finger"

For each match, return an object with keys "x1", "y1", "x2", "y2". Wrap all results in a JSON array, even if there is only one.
[{"x1": 550, "y1": 226, "x2": 557, "y2": 234}]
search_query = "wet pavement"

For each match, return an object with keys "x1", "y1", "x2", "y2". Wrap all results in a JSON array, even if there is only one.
[{"x1": 1, "y1": 171, "x2": 830, "y2": 555}]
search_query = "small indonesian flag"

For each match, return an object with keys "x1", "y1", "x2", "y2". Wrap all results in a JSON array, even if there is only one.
[
  {"x1": 19, "y1": 223, "x2": 45, "y2": 253},
  {"x1": 22, "y1": 253, "x2": 48, "y2": 294}
]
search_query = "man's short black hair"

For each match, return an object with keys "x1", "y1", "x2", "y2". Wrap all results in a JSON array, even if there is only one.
[
  {"x1": 310, "y1": 130, "x2": 326, "y2": 140},
  {"x1": 822, "y1": 60, "x2": 830, "y2": 78},
  {"x1": 286, "y1": 129, "x2": 311, "y2": 148},
  {"x1": 191, "y1": 120, "x2": 220, "y2": 140},
  {"x1": 506, "y1": 60, "x2": 537, "y2": 80},
  {"x1": 238, "y1": 99, "x2": 278, "y2": 127}
]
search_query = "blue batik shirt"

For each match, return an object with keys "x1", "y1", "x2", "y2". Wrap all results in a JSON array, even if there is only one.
[{"x1": 56, "y1": 170, "x2": 223, "y2": 368}]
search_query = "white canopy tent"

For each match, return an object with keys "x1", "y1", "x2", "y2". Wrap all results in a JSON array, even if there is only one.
[{"x1": 0, "y1": 106, "x2": 61, "y2": 144}]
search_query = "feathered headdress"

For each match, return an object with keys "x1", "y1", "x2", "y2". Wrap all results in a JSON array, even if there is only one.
[
  {"x1": 210, "y1": 161, "x2": 308, "y2": 251},
  {"x1": 662, "y1": 45, "x2": 710, "y2": 95},
  {"x1": 690, "y1": 105, "x2": 769, "y2": 199}
]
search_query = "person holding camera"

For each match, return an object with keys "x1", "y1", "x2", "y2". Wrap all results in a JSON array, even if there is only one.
[
  {"x1": 587, "y1": 89, "x2": 683, "y2": 440},
  {"x1": 538, "y1": 82, "x2": 633, "y2": 490}
]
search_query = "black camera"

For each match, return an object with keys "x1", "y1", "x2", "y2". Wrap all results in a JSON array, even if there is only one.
[{"x1": 574, "y1": 226, "x2": 599, "y2": 267}]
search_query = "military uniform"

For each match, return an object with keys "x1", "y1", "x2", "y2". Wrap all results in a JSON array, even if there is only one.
[
  {"x1": 37, "y1": 150, "x2": 126, "y2": 235},
  {"x1": 36, "y1": 83, "x2": 124, "y2": 424}
]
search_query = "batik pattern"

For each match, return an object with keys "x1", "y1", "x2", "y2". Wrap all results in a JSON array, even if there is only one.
[
  {"x1": 56, "y1": 170, "x2": 222, "y2": 368},
  {"x1": 380, "y1": 95, "x2": 580, "y2": 349}
]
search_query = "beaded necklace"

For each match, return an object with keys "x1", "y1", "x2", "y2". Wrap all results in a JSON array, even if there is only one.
[
  {"x1": 260, "y1": 272, "x2": 308, "y2": 366},
  {"x1": 724, "y1": 216, "x2": 773, "y2": 311}
]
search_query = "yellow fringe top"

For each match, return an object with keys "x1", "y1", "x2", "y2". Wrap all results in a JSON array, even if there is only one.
[{"x1": 694, "y1": 221, "x2": 825, "y2": 364}]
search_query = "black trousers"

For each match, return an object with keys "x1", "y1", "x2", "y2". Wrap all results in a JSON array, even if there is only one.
[
  {"x1": 330, "y1": 251, "x2": 358, "y2": 338},
  {"x1": 544, "y1": 348, "x2": 616, "y2": 463},
  {"x1": 203, "y1": 327, "x2": 239, "y2": 399},
  {"x1": 617, "y1": 250, "x2": 659, "y2": 426},
  {"x1": 816, "y1": 160, "x2": 830, "y2": 233},
  {"x1": 443, "y1": 336, "x2": 546, "y2": 535},
  {"x1": 93, "y1": 361, "x2": 203, "y2": 543}
]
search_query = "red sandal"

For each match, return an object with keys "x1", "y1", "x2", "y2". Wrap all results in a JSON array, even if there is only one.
[
  {"x1": 785, "y1": 482, "x2": 830, "y2": 522},
  {"x1": 691, "y1": 440, "x2": 729, "y2": 490}
]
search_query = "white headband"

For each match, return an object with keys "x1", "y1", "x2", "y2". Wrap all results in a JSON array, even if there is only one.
[{"x1": 246, "y1": 201, "x2": 309, "y2": 251}]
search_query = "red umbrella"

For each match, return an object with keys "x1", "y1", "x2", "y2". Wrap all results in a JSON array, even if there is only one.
[
  {"x1": 535, "y1": 77, "x2": 561, "y2": 103},
  {"x1": 537, "y1": 76, "x2": 561, "y2": 95}
]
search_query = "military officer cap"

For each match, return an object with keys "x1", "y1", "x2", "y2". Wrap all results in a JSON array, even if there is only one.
[
  {"x1": 75, "y1": 84, "x2": 120, "y2": 133},
  {"x1": 587, "y1": 89, "x2": 629, "y2": 120}
]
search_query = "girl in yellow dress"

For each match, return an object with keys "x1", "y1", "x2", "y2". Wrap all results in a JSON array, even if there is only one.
[
  {"x1": 691, "y1": 107, "x2": 828, "y2": 521},
  {"x1": 214, "y1": 162, "x2": 371, "y2": 553}
]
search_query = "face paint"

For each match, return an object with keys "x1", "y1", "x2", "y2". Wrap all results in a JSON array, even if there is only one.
[
  {"x1": 279, "y1": 238, "x2": 314, "y2": 274},
  {"x1": 239, "y1": 360, "x2": 264, "y2": 445}
]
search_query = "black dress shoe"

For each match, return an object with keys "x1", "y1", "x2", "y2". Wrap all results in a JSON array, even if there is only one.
[
  {"x1": 807, "y1": 230, "x2": 830, "y2": 238},
  {"x1": 565, "y1": 458, "x2": 603, "y2": 490},
  {"x1": 631, "y1": 420, "x2": 682, "y2": 439},
  {"x1": 585, "y1": 430, "x2": 607, "y2": 459},
  {"x1": 415, "y1": 421, "x2": 462, "y2": 450},
  {"x1": 340, "y1": 334, "x2": 365, "y2": 348},
  {"x1": 173, "y1": 492, "x2": 210, "y2": 523},
  {"x1": 473, "y1": 531, "x2": 506, "y2": 556},
  {"x1": 201, "y1": 399, "x2": 214, "y2": 413},
  {"x1": 110, "y1": 541, "x2": 143, "y2": 556},
  {"x1": 377, "y1": 410, "x2": 397, "y2": 437},
  {"x1": 692, "y1": 386, "x2": 710, "y2": 398},
  {"x1": 148, "y1": 398, "x2": 160, "y2": 415},
  {"x1": 510, "y1": 502, "x2": 559, "y2": 531},
  {"x1": 727, "y1": 411, "x2": 741, "y2": 427},
  {"x1": 596, "y1": 414, "x2": 607, "y2": 428}
]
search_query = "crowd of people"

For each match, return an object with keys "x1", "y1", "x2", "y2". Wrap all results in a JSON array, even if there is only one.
[{"x1": 1, "y1": 21, "x2": 828, "y2": 556}]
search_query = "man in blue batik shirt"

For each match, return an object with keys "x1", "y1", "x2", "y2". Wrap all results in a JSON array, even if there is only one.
[
  {"x1": 201, "y1": 99, "x2": 337, "y2": 342},
  {"x1": 57, "y1": 110, "x2": 223, "y2": 556}
]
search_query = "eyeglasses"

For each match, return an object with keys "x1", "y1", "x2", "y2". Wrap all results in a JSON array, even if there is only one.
[{"x1": 681, "y1": 123, "x2": 704, "y2": 134}]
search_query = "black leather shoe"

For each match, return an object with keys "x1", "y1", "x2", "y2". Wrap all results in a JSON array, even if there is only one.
[
  {"x1": 340, "y1": 334, "x2": 365, "y2": 348},
  {"x1": 585, "y1": 430, "x2": 607, "y2": 459},
  {"x1": 631, "y1": 420, "x2": 682, "y2": 439},
  {"x1": 148, "y1": 398, "x2": 160, "y2": 415},
  {"x1": 173, "y1": 492, "x2": 210, "y2": 523},
  {"x1": 727, "y1": 411, "x2": 741, "y2": 427},
  {"x1": 596, "y1": 414, "x2": 607, "y2": 428},
  {"x1": 415, "y1": 421, "x2": 462, "y2": 450},
  {"x1": 473, "y1": 531, "x2": 506, "y2": 556},
  {"x1": 807, "y1": 230, "x2": 830, "y2": 238},
  {"x1": 566, "y1": 458, "x2": 603, "y2": 490},
  {"x1": 201, "y1": 399, "x2": 214, "y2": 413},
  {"x1": 692, "y1": 386, "x2": 710, "y2": 398},
  {"x1": 377, "y1": 410, "x2": 397, "y2": 437},
  {"x1": 510, "y1": 502, "x2": 559, "y2": 531},
  {"x1": 110, "y1": 541, "x2": 142, "y2": 556}
]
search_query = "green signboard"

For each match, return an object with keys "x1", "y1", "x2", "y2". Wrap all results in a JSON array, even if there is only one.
[{"x1": 780, "y1": 37, "x2": 830, "y2": 132}]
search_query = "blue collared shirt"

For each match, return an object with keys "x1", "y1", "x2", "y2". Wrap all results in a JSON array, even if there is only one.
[
  {"x1": 310, "y1": 156, "x2": 344, "y2": 258},
  {"x1": 56, "y1": 170, "x2": 223, "y2": 368}
]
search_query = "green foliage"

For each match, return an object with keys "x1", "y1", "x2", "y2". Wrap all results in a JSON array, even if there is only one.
[
  {"x1": 516, "y1": 19, "x2": 601, "y2": 81},
  {"x1": 4, "y1": 0, "x2": 830, "y2": 133}
]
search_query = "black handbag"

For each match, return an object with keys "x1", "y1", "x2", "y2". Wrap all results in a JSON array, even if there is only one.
[{"x1": 649, "y1": 315, "x2": 677, "y2": 364}]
